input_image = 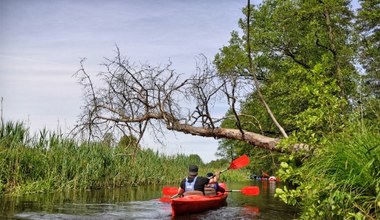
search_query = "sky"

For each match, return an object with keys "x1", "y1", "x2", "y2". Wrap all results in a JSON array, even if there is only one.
[
  {"x1": 0, "y1": 0, "x2": 258, "y2": 163},
  {"x1": 0, "y1": 0, "x2": 361, "y2": 163}
]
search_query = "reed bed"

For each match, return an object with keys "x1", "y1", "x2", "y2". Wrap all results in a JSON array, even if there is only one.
[
  {"x1": 277, "y1": 131, "x2": 380, "y2": 219},
  {"x1": 0, "y1": 121, "x2": 248, "y2": 195}
]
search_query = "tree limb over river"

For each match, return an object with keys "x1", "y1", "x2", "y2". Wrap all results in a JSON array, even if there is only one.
[{"x1": 73, "y1": 48, "x2": 306, "y2": 153}]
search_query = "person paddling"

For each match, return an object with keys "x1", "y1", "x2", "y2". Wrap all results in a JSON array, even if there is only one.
[
  {"x1": 176, "y1": 165, "x2": 220, "y2": 197},
  {"x1": 204, "y1": 172, "x2": 225, "y2": 195}
]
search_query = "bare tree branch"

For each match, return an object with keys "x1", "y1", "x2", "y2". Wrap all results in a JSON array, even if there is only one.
[{"x1": 72, "y1": 47, "x2": 309, "y2": 153}]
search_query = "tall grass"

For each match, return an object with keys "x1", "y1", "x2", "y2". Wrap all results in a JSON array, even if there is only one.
[
  {"x1": 276, "y1": 130, "x2": 380, "y2": 219},
  {"x1": 0, "y1": 121, "x2": 249, "y2": 195}
]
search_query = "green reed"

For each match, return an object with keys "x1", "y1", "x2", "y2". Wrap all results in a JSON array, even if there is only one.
[
  {"x1": 0, "y1": 121, "x2": 248, "y2": 195},
  {"x1": 277, "y1": 130, "x2": 379, "y2": 219}
]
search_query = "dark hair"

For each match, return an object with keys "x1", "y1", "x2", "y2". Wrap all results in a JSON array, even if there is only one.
[
  {"x1": 189, "y1": 165, "x2": 198, "y2": 175},
  {"x1": 206, "y1": 172, "x2": 213, "y2": 178}
]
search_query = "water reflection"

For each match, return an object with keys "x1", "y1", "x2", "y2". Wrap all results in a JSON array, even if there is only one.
[
  {"x1": 241, "y1": 205, "x2": 260, "y2": 218},
  {"x1": 14, "y1": 200, "x2": 170, "y2": 220},
  {"x1": 1, "y1": 181, "x2": 299, "y2": 219}
]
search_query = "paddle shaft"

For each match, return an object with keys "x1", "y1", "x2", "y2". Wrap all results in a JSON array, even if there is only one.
[
  {"x1": 208, "y1": 155, "x2": 249, "y2": 179},
  {"x1": 220, "y1": 168, "x2": 229, "y2": 174},
  {"x1": 226, "y1": 186, "x2": 260, "y2": 195},
  {"x1": 162, "y1": 185, "x2": 259, "y2": 198}
]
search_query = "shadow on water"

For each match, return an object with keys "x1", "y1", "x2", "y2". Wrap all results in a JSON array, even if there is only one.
[{"x1": 1, "y1": 180, "x2": 299, "y2": 219}]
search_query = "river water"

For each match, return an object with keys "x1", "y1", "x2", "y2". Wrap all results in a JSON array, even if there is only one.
[{"x1": 1, "y1": 180, "x2": 299, "y2": 219}]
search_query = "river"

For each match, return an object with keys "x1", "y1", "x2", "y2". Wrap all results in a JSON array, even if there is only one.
[{"x1": 1, "y1": 180, "x2": 299, "y2": 219}]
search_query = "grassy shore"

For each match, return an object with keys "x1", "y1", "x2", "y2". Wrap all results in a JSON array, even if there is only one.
[{"x1": 0, "y1": 121, "x2": 249, "y2": 195}]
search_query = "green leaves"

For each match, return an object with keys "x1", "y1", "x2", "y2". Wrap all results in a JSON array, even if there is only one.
[
  {"x1": 214, "y1": 31, "x2": 248, "y2": 77},
  {"x1": 215, "y1": 0, "x2": 359, "y2": 147}
]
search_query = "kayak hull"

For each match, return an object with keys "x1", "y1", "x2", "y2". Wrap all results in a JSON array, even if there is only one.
[{"x1": 171, "y1": 191, "x2": 228, "y2": 216}]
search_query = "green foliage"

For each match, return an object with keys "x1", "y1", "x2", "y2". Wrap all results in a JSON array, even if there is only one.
[
  {"x1": 356, "y1": 0, "x2": 380, "y2": 99},
  {"x1": 214, "y1": 31, "x2": 248, "y2": 77},
  {"x1": 215, "y1": 0, "x2": 358, "y2": 144},
  {"x1": 215, "y1": 139, "x2": 236, "y2": 161},
  {"x1": 118, "y1": 134, "x2": 139, "y2": 148},
  {"x1": 207, "y1": 158, "x2": 229, "y2": 168},
  {"x1": 276, "y1": 131, "x2": 380, "y2": 219},
  {"x1": 0, "y1": 121, "x2": 248, "y2": 195},
  {"x1": 216, "y1": 0, "x2": 358, "y2": 179},
  {"x1": 356, "y1": 0, "x2": 380, "y2": 128}
]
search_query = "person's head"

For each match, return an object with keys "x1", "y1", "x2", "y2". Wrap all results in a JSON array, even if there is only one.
[
  {"x1": 188, "y1": 165, "x2": 198, "y2": 176},
  {"x1": 206, "y1": 172, "x2": 213, "y2": 178}
]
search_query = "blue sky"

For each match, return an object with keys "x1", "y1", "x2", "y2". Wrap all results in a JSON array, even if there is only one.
[{"x1": 0, "y1": 0, "x2": 254, "y2": 162}]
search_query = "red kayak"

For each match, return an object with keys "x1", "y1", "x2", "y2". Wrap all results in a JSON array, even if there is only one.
[{"x1": 170, "y1": 190, "x2": 228, "y2": 216}]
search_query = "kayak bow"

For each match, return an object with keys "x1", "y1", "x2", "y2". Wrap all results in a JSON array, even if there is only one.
[{"x1": 170, "y1": 191, "x2": 228, "y2": 216}]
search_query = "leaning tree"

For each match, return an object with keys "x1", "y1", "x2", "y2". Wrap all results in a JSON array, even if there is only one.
[{"x1": 73, "y1": 49, "x2": 292, "y2": 153}]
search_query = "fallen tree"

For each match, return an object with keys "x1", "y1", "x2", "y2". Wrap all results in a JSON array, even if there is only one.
[{"x1": 73, "y1": 49, "x2": 298, "y2": 153}]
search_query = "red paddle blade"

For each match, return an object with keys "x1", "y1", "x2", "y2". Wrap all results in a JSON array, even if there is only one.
[
  {"x1": 162, "y1": 187, "x2": 178, "y2": 196},
  {"x1": 241, "y1": 186, "x2": 260, "y2": 195},
  {"x1": 229, "y1": 154, "x2": 250, "y2": 170}
]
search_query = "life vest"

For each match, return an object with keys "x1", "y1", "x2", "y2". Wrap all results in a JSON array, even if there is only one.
[
  {"x1": 205, "y1": 182, "x2": 218, "y2": 190},
  {"x1": 185, "y1": 176, "x2": 197, "y2": 192}
]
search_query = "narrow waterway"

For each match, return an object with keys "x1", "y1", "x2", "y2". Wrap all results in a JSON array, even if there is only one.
[{"x1": 1, "y1": 180, "x2": 299, "y2": 219}]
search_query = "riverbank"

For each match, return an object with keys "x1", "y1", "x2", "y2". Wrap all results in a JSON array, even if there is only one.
[{"x1": 0, "y1": 121, "x2": 249, "y2": 195}]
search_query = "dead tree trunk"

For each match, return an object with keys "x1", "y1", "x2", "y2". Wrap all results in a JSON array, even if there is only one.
[{"x1": 73, "y1": 48, "x2": 307, "y2": 153}]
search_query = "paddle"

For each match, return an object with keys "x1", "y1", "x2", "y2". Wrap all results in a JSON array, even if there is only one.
[
  {"x1": 160, "y1": 186, "x2": 260, "y2": 201},
  {"x1": 226, "y1": 186, "x2": 260, "y2": 196},
  {"x1": 162, "y1": 186, "x2": 179, "y2": 196},
  {"x1": 206, "y1": 154, "x2": 250, "y2": 179},
  {"x1": 160, "y1": 187, "x2": 181, "y2": 203},
  {"x1": 220, "y1": 154, "x2": 250, "y2": 174}
]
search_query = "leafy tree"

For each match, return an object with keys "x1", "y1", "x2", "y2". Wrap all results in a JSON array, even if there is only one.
[
  {"x1": 188, "y1": 154, "x2": 204, "y2": 166},
  {"x1": 118, "y1": 134, "x2": 139, "y2": 149},
  {"x1": 215, "y1": 139, "x2": 237, "y2": 161},
  {"x1": 356, "y1": 0, "x2": 380, "y2": 124},
  {"x1": 215, "y1": 0, "x2": 358, "y2": 152},
  {"x1": 357, "y1": 0, "x2": 380, "y2": 95}
]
